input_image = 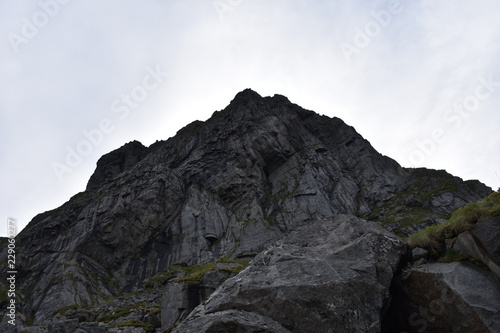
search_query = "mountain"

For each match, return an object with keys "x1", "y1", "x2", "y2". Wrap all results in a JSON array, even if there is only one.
[{"x1": 0, "y1": 89, "x2": 496, "y2": 332}]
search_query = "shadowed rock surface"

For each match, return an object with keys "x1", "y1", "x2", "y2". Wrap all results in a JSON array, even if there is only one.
[
  {"x1": 0, "y1": 89, "x2": 494, "y2": 332},
  {"x1": 452, "y1": 216, "x2": 500, "y2": 278},
  {"x1": 173, "y1": 215, "x2": 406, "y2": 333},
  {"x1": 388, "y1": 262, "x2": 500, "y2": 332}
]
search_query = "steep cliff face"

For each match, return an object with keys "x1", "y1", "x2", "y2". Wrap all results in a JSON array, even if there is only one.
[{"x1": 0, "y1": 89, "x2": 493, "y2": 331}]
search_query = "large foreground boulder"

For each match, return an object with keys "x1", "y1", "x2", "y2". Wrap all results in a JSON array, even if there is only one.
[{"x1": 172, "y1": 214, "x2": 407, "y2": 333}]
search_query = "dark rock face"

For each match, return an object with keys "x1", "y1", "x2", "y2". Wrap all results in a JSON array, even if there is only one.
[
  {"x1": 175, "y1": 309, "x2": 293, "y2": 333},
  {"x1": 86, "y1": 140, "x2": 148, "y2": 190},
  {"x1": 365, "y1": 168, "x2": 491, "y2": 235},
  {"x1": 48, "y1": 319, "x2": 79, "y2": 333},
  {"x1": 452, "y1": 216, "x2": 500, "y2": 278},
  {"x1": 174, "y1": 215, "x2": 407, "y2": 333},
  {"x1": 469, "y1": 217, "x2": 500, "y2": 266},
  {"x1": 161, "y1": 283, "x2": 214, "y2": 329},
  {"x1": 388, "y1": 262, "x2": 500, "y2": 333},
  {"x1": 0, "y1": 89, "x2": 493, "y2": 331}
]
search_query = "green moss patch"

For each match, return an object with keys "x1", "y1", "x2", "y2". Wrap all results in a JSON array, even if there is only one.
[
  {"x1": 117, "y1": 319, "x2": 154, "y2": 331},
  {"x1": 98, "y1": 309, "x2": 132, "y2": 323},
  {"x1": 144, "y1": 257, "x2": 251, "y2": 286},
  {"x1": 408, "y1": 192, "x2": 500, "y2": 255},
  {"x1": 365, "y1": 169, "x2": 489, "y2": 234}
]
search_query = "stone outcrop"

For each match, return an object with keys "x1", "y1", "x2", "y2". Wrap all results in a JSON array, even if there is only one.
[
  {"x1": 0, "y1": 89, "x2": 493, "y2": 331},
  {"x1": 174, "y1": 215, "x2": 407, "y2": 333},
  {"x1": 86, "y1": 140, "x2": 149, "y2": 190},
  {"x1": 452, "y1": 216, "x2": 500, "y2": 278},
  {"x1": 387, "y1": 262, "x2": 500, "y2": 332}
]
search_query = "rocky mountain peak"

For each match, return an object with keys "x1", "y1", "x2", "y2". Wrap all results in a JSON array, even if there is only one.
[
  {"x1": 0, "y1": 89, "x2": 495, "y2": 332},
  {"x1": 229, "y1": 88, "x2": 263, "y2": 105}
]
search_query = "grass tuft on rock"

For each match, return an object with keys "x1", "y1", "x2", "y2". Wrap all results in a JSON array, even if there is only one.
[{"x1": 408, "y1": 192, "x2": 500, "y2": 254}]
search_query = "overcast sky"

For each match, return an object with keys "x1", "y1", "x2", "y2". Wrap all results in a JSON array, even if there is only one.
[{"x1": 1, "y1": 0, "x2": 499, "y2": 237}]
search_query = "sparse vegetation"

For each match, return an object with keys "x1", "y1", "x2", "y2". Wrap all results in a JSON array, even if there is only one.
[
  {"x1": 401, "y1": 262, "x2": 414, "y2": 279},
  {"x1": 25, "y1": 316, "x2": 35, "y2": 326},
  {"x1": 148, "y1": 305, "x2": 161, "y2": 315},
  {"x1": 57, "y1": 304, "x2": 78, "y2": 315},
  {"x1": 180, "y1": 257, "x2": 249, "y2": 283},
  {"x1": 408, "y1": 192, "x2": 500, "y2": 255},
  {"x1": 174, "y1": 261, "x2": 218, "y2": 284},
  {"x1": 365, "y1": 168, "x2": 489, "y2": 234},
  {"x1": 98, "y1": 309, "x2": 132, "y2": 323},
  {"x1": 163, "y1": 322, "x2": 180, "y2": 333},
  {"x1": 117, "y1": 319, "x2": 154, "y2": 332},
  {"x1": 143, "y1": 266, "x2": 181, "y2": 288},
  {"x1": 143, "y1": 257, "x2": 250, "y2": 286},
  {"x1": 438, "y1": 249, "x2": 469, "y2": 263}
]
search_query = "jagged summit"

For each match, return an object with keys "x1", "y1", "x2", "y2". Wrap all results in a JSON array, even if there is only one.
[
  {"x1": 229, "y1": 88, "x2": 291, "y2": 106},
  {"x1": 0, "y1": 89, "x2": 494, "y2": 331},
  {"x1": 229, "y1": 88, "x2": 262, "y2": 104},
  {"x1": 85, "y1": 90, "x2": 296, "y2": 190}
]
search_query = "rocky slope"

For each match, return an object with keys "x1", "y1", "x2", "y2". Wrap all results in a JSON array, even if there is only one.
[{"x1": 0, "y1": 89, "x2": 494, "y2": 332}]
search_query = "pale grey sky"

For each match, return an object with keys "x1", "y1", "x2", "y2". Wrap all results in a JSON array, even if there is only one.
[{"x1": 1, "y1": 0, "x2": 499, "y2": 236}]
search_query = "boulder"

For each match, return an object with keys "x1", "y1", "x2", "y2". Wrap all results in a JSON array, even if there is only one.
[
  {"x1": 469, "y1": 216, "x2": 500, "y2": 265},
  {"x1": 388, "y1": 262, "x2": 500, "y2": 332},
  {"x1": 452, "y1": 217, "x2": 500, "y2": 278},
  {"x1": 173, "y1": 215, "x2": 407, "y2": 333},
  {"x1": 171, "y1": 309, "x2": 292, "y2": 333},
  {"x1": 411, "y1": 247, "x2": 429, "y2": 261}
]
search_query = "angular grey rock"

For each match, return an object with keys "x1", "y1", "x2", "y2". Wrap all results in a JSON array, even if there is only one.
[
  {"x1": 48, "y1": 319, "x2": 79, "y2": 333},
  {"x1": 173, "y1": 215, "x2": 407, "y2": 333},
  {"x1": 389, "y1": 262, "x2": 500, "y2": 332},
  {"x1": 86, "y1": 140, "x2": 148, "y2": 190},
  {"x1": 12, "y1": 327, "x2": 47, "y2": 333},
  {"x1": 470, "y1": 216, "x2": 500, "y2": 265},
  {"x1": 161, "y1": 283, "x2": 214, "y2": 329},
  {"x1": 411, "y1": 247, "x2": 429, "y2": 261},
  {"x1": 106, "y1": 328, "x2": 145, "y2": 333},
  {"x1": 453, "y1": 216, "x2": 500, "y2": 278},
  {"x1": 77, "y1": 327, "x2": 108, "y2": 333},
  {"x1": 172, "y1": 309, "x2": 292, "y2": 333},
  {"x1": 413, "y1": 257, "x2": 428, "y2": 267}
]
